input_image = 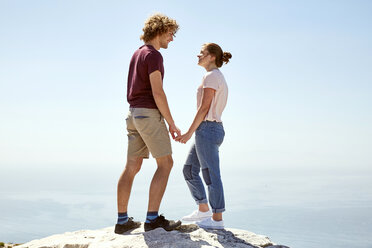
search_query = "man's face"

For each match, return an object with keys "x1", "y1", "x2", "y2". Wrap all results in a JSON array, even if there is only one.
[{"x1": 159, "y1": 30, "x2": 175, "y2": 49}]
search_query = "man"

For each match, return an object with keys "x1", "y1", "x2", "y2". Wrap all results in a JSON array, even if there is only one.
[{"x1": 115, "y1": 14, "x2": 182, "y2": 234}]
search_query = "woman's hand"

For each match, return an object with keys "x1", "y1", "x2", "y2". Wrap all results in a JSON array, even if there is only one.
[{"x1": 175, "y1": 131, "x2": 193, "y2": 144}]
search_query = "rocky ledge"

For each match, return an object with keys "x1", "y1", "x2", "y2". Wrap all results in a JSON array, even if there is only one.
[{"x1": 17, "y1": 223, "x2": 289, "y2": 248}]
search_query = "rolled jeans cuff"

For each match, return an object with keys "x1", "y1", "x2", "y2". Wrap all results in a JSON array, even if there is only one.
[
  {"x1": 196, "y1": 199, "x2": 208, "y2": 204},
  {"x1": 212, "y1": 208, "x2": 225, "y2": 213}
]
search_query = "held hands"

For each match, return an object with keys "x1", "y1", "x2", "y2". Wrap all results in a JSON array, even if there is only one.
[
  {"x1": 169, "y1": 123, "x2": 181, "y2": 139},
  {"x1": 175, "y1": 131, "x2": 193, "y2": 144},
  {"x1": 168, "y1": 122, "x2": 193, "y2": 144}
]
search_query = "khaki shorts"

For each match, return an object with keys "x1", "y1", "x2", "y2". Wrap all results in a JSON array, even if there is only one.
[{"x1": 126, "y1": 108, "x2": 172, "y2": 158}]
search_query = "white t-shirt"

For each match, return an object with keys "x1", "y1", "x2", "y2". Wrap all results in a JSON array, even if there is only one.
[{"x1": 197, "y1": 69, "x2": 228, "y2": 122}]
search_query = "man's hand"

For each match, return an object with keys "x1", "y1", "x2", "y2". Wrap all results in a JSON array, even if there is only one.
[
  {"x1": 175, "y1": 131, "x2": 193, "y2": 144},
  {"x1": 169, "y1": 123, "x2": 181, "y2": 139}
]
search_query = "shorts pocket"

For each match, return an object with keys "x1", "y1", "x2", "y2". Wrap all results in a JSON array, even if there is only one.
[
  {"x1": 183, "y1": 164, "x2": 192, "y2": 180},
  {"x1": 202, "y1": 168, "x2": 212, "y2": 185},
  {"x1": 134, "y1": 116, "x2": 149, "y2": 119}
]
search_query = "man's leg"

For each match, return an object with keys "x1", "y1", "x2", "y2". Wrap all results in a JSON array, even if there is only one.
[
  {"x1": 131, "y1": 109, "x2": 181, "y2": 231},
  {"x1": 147, "y1": 154, "x2": 173, "y2": 211},
  {"x1": 117, "y1": 156, "x2": 143, "y2": 213},
  {"x1": 115, "y1": 156, "x2": 143, "y2": 234},
  {"x1": 143, "y1": 154, "x2": 181, "y2": 231}
]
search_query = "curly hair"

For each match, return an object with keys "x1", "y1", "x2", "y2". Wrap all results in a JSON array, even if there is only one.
[
  {"x1": 140, "y1": 13, "x2": 179, "y2": 42},
  {"x1": 203, "y1": 43, "x2": 232, "y2": 68}
]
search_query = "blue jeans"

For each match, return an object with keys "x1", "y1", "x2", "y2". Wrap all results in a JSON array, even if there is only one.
[{"x1": 183, "y1": 121, "x2": 225, "y2": 213}]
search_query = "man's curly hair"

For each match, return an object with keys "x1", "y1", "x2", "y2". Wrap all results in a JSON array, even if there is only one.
[{"x1": 140, "y1": 13, "x2": 179, "y2": 42}]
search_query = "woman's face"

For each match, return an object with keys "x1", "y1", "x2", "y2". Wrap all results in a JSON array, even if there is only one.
[{"x1": 197, "y1": 47, "x2": 213, "y2": 67}]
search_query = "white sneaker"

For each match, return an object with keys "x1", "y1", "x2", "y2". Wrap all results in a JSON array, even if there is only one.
[
  {"x1": 196, "y1": 217, "x2": 224, "y2": 229},
  {"x1": 182, "y1": 210, "x2": 213, "y2": 222}
]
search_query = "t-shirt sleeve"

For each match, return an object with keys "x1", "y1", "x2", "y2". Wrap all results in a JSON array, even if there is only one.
[
  {"x1": 202, "y1": 72, "x2": 219, "y2": 90},
  {"x1": 146, "y1": 51, "x2": 164, "y2": 75}
]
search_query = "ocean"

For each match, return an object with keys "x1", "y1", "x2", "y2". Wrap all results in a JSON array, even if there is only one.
[{"x1": 1, "y1": 165, "x2": 372, "y2": 248}]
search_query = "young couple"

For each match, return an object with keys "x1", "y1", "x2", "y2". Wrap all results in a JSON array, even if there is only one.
[{"x1": 115, "y1": 13, "x2": 232, "y2": 234}]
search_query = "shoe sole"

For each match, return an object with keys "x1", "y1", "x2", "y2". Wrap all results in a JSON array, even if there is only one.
[
  {"x1": 182, "y1": 216, "x2": 212, "y2": 222},
  {"x1": 144, "y1": 221, "x2": 182, "y2": 232},
  {"x1": 114, "y1": 222, "x2": 141, "y2": 234},
  {"x1": 197, "y1": 224, "x2": 224, "y2": 230}
]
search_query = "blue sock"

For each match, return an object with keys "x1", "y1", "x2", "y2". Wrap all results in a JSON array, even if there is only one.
[
  {"x1": 117, "y1": 212, "x2": 128, "y2": 225},
  {"x1": 145, "y1": 211, "x2": 158, "y2": 223}
]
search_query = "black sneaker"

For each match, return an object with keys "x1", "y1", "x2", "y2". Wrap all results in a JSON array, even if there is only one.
[
  {"x1": 144, "y1": 215, "x2": 182, "y2": 232},
  {"x1": 114, "y1": 217, "x2": 141, "y2": 234}
]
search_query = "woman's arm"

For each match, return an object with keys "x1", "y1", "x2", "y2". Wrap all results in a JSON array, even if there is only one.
[{"x1": 175, "y1": 88, "x2": 215, "y2": 144}]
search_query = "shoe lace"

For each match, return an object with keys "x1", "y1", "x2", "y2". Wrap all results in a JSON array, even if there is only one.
[
  {"x1": 157, "y1": 214, "x2": 166, "y2": 221},
  {"x1": 157, "y1": 214, "x2": 171, "y2": 225}
]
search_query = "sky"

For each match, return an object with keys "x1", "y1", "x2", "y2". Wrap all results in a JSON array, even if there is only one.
[{"x1": 1, "y1": 0, "x2": 372, "y2": 178}]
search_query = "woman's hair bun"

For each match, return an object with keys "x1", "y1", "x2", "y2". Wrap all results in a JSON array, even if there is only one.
[{"x1": 222, "y1": 52, "x2": 232, "y2": 64}]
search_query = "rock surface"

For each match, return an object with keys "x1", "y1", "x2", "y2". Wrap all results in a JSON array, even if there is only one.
[{"x1": 17, "y1": 224, "x2": 289, "y2": 248}]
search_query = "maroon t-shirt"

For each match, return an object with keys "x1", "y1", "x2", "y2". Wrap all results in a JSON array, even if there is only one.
[{"x1": 127, "y1": 45, "x2": 164, "y2": 109}]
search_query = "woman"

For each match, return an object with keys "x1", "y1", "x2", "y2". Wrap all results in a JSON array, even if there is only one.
[{"x1": 176, "y1": 43, "x2": 231, "y2": 229}]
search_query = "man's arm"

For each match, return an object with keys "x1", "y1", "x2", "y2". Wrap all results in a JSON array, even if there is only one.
[{"x1": 149, "y1": 70, "x2": 181, "y2": 139}]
